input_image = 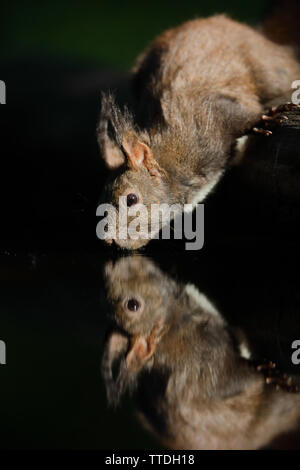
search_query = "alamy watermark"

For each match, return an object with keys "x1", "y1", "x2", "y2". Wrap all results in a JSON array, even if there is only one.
[
  {"x1": 0, "y1": 80, "x2": 6, "y2": 104},
  {"x1": 96, "y1": 198, "x2": 204, "y2": 250},
  {"x1": 291, "y1": 80, "x2": 300, "y2": 105},
  {"x1": 0, "y1": 340, "x2": 6, "y2": 365},
  {"x1": 291, "y1": 340, "x2": 300, "y2": 365}
]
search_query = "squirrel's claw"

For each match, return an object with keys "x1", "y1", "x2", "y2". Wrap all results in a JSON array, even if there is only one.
[
  {"x1": 255, "y1": 359, "x2": 298, "y2": 393},
  {"x1": 251, "y1": 102, "x2": 300, "y2": 137},
  {"x1": 252, "y1": 127, "x2": 273, "y2": 136}
]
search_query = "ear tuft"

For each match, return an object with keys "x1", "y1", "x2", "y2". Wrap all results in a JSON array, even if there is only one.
[
  {"x1": 102, "y1": 321, "x2": 168, "y2": 407},
  {"x1": 101, "y1": 330, "x2": 129, "y2": 406},
  {"x1": 97, "y1": 93, "x2": 134, "y2": 170},
  {"x1": 97, "y1": 93, "x2": 165, "y2": 178}
]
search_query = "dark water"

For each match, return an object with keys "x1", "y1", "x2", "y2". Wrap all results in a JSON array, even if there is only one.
[
  {"x1": 1, "y1": 243, "x2": 300, "y2": 449},
  {"x1": 0, "y1": 249, "x2": 158, "y2": 449}
]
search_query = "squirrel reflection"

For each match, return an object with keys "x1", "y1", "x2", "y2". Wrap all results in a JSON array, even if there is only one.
[{"x1": 102, "y1": 255, "x2": 300, "y2": 450}]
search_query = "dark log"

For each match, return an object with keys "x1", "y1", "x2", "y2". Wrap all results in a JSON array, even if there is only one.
[
  {"x1": 206, "y1": 105, "x2": 300, "y2": 245},
  {"x1": 240, "y1": 105, "x2": 300, "y2": 205}
]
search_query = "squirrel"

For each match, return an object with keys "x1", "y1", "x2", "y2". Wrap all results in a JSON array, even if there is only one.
[
  {"x1": 102, "y1": 255, "x2": 300, "y2": 450},
  {"x1": 97, "y1": 2, "x2": 300, "y2": 250}
]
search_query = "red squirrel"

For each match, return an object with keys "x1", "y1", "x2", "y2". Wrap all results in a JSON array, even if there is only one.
[
  {"x1": 97, "y1": 2, "x2": 300, "y2": 249},
  {"x1": 102, "y1": 255, "x2": 300, "y2": 450}
]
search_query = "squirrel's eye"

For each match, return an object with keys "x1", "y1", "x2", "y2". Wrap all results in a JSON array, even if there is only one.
[
  {"x1": 126, "y1": 298, "x2": 141, "y2": 312},
  {"x1": 127, "y1": 193, "x2": 138, "y2": 207}
]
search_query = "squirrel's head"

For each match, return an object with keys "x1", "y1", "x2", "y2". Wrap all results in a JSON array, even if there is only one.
[
  {"x1": 102, "y1": 256, "x2": 174, "y2": 405},
  {"x1": 97, "y1": 93, "x2": 171, "y2": 250},
  {"x1": 103, "y1": 256, "x2": 176, "y2": 336},
  {"x1": 97, "y1": 93, "x2": 244, "y2": 250}
]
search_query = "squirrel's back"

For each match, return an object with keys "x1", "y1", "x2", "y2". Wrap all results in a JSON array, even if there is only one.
[{"x1": 132, "y1": 14, "x2": 300, "y2": 124}]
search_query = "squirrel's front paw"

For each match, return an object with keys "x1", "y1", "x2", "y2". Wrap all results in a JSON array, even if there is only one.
[
  {"x1": 256, "y1": 359, "x2": 298, "y2": 393},
  {"x1": 252, "y1": 103, "x2": 300, "y2": 137}
]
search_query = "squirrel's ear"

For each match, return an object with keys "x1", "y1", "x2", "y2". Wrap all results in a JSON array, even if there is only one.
[
  {"x1": 102, "y1": 330, "x2": 128, "y2": 378},
  {"x1": 102, "y1": 322, "x2": 167, "y2": 406},
  {"x1": 122, "y1": 132, "x2": 152, "y2": 169},
  {"x1": 99, "y1": 133, "x2": 126, "y2": 169},
  {"x1": 101, "y1": 330, "x2": 129, "y2": 406},
  {"x1": 122, "y1": 132, "x2": 162, "y2": 178},
  {"x1": 97, "y1": 93, "x2": 126, "y2": 169},
  {"x1": 125, "y1": 336, "x2": 150, "y2": 371},
  {"x1": 97, "y1": 119, "x2": 126, "y2": 169},
  {"x1": 126, "y1": 320, "x2": 167, "y2": 371}
]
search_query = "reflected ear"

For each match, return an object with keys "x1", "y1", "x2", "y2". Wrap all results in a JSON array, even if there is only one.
[
  {"x1": 104, "y1": 330, "x2": 129, "y2": 360},
  {"x1": 102, "y1": 322, "x2": 168, "y2": 406},
  {"x1": 102, "y1": 330, "x2": 129, "y2": 405},
  {"x1": 122, "y1": 132, "x2": 162, "y2": 179},
  {"x1": 126, "y1": 336, "x2": 150, "y2": 371},
  {"x1": 102, "y1": 330, "x2": 129, "y2": 381},
  {"x1": 101, "y1": 329, "x2": 143, "y2": 406},
  {"x1": 126, "y1": 320, "x2": 168, "y2": 371}
]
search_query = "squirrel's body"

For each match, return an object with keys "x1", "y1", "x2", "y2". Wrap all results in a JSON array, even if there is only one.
[
  {"x1": 132, "y1": 14, "x2": 300, "y2": 194},
  {"x1": 133, "y1": 14, "x2": 299, "y2": 131},
  {"x1": 98, "y1": 8, "x2": 300, "y2": 249}
]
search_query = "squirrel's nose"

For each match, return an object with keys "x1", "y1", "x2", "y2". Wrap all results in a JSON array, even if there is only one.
[{"x1": 105, "y1": 238, "x2": 114, "y2": 246}]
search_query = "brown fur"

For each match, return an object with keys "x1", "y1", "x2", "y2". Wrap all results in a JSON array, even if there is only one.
[
  {"x1": 102, "y1": 256, "x2": 300, "y2": 450},
  {"x1": 98, "y1": 12, "x2": 300, "y2": 249}
]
